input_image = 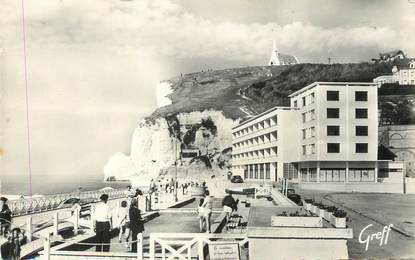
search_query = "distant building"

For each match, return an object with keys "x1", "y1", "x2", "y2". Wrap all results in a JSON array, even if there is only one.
[
  {"x1": 232, "y1": 82, "x2": 405, "y2": 193},
  {"x1": 372, "y1": 50, "x2": 406, "y2": 63},
  {"x1": 268, "y1": 40, "x2": 299, "y2": 66},
  {"x1": 379, "y1": 125, "x2": 415, "y2": 177},
  {"x1": 373, "y1": 58, "x2": 415, "y2": 86}
]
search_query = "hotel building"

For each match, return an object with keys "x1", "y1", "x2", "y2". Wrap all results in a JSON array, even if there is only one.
[
  {"x1": 232, "y1": 82, "x2": 404, "y2": 193},
  {"x1": 231, "y1": 107, "x2": 301, "y2": 182}
]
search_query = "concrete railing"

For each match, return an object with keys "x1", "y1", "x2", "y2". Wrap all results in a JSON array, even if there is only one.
[{"x1": 8, "y1": 189, "x2": 127, "y2": 216}]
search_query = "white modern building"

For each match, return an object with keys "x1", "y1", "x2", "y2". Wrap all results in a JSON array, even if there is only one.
[
  {"x1": 232, "y1": 82, "x2": 405, "y2": 193},
  {"x1": 232, "y1": 107, "x2": 301, "y2": 182},
  {"x1": 373, "y1": 58, "x2": 415, "y2": 85}
]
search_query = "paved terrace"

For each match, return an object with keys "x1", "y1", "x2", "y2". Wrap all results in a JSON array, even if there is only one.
[{"x1": 36, "y1": 191, "x2": 288, "y2": 258}]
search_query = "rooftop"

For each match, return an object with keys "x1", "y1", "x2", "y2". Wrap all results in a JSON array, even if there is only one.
[
  {"x1": 393, "y1": 58, "x2": 415, "y2": 70},
  {"x1": 288, "y1": 81, "x2": 378, "y2": 98}
]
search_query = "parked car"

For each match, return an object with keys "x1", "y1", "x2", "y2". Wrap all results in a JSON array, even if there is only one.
[
  {"x1": 279, "y1": 188, "x2": 296, "y2": 196},
  {"x1": 288, "y1": 193, "x2": 303, "y2": 206},
  {"x1": 230, "y1": 175, "x2": 244, "y2": 183}
]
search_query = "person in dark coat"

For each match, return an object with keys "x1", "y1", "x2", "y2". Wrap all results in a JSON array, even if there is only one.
[
  {"x1": 0, "y1": 197, "x2": 12, "y2": 236},
  {"x1": 222, "y1": 194, "x2": 236, "y2": 229},
  {"x1": 129, "y1": 198, "x2": 144, "y2": 253}
]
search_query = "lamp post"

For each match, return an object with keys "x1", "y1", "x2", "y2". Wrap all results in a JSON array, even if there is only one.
[{"x1": 174, "y1": 138, "x2": 178, "y2": 202}]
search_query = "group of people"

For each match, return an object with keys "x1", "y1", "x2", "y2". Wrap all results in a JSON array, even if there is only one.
[
  {"x1": 196, "y1": 192, "x2": 239, "y2": 233},
  {"x1": 93, "y1": 191, "x2": 145, "y2": 253},
  {"x1": 0, "y1": 197, "x2": 12, "y2": 237}
]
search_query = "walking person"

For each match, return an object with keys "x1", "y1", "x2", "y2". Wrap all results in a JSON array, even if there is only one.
[
  {"x1": 196, "y1": 198, "x2": 206, "y2": 232},
  {"x1": 93, "y1": 194, "x2": 112, "y2": 252},
  {"x1": 129, "y1": 198, "x2": 144, "y2": 253},
  {"x1": 117, "y1": 201, "x2": 130, "y2": 248},
  {"x1": 201, "y1": 194, "x2": 213, "y2": 233},
  {"x1": 70, "y1": 201, "x2": 82, "y2": 217},
  {"x1": 0, "y1": 197, "x2": 12, "y2": 237}
]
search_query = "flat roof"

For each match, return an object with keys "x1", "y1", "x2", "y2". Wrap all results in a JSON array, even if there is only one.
[
  {"x1": 288, "y1": 81, "x2": 378, "y2": 98},
  {"x1": 232, "y1": 106, "x2": 297, "y2": 130}
]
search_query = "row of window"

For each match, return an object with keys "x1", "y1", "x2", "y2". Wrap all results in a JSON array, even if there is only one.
[
  {"x1": 232, "y1": 116, "x2": 277, "y2": 138},
  {"x1": 301, "y1": 110, "x2": 315, "y2": 123},
  {"x1": 243, "y1": 163, "x2": 272, "y2": 180},
  {"x1": 302, "y1": 127, "x2": 316, "y2": 139},
  {"x1": 327, "y1": 143, "x2": 368, "y2": 153},
  {"x1": 327, "y1": 90, "x2": 368, "y2": 102},
  {"x1": 300, "y1": 168, "x2": 375, "y2": 182},
  {"x1": 293, "y1": 90, "x2": 369, "y2": 108},
  {"x1": 301, "y1": 108, "x2": 368, "y2": 121},
  {"x1": 327, "y1": 125, "x2": 368, "y2": 136},
  {"x1": 233, "y1": 131, "x2": 278, "y2": 150},
  {"x1": 301, "y1": 143, "x2": 369, "y2": 154},
  {"x1": 232, "y1": 147, "x2": 278, "y2": 159},
  {"x1": 301, "y1": 125, "x2": 369, "y2": 139},
  {"x1": 327, "y1": 108, "x2": 368, "y2": 119}
]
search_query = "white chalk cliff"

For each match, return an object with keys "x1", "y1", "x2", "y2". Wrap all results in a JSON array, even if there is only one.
[{"x1": 104, "y1": 87, "x2": 237, "y2": 184}]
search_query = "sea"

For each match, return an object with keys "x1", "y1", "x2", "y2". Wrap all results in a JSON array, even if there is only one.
[{"x1": 0, "y1": 174, "x2": 129, "y2": 196}]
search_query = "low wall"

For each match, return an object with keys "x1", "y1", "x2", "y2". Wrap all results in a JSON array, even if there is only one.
[
  {"x1": 249, "y1": 238, "x2": 348, "y2": 260},
  {"x1": 270, "y1": 190, "x2": 298, "y2": 207},
  {"x1": 299, "y1": 182, "x2": 404, "y2": 193},
  {"x1": 405, "y1": 178, "x2": 415, "y2": 194},
  {"x1": 247, "y1": 226, "x2": 352, "y2": 260}
]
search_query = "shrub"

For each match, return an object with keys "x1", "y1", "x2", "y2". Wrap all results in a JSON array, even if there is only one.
[
  {"x1": 326, "y1": 206, "x2": 338, "y2": 213},
  {"x1": 333, "y1": 209, "x2": 347, "y2": 218},
  {"x1": 304, "y1": 198, "x2": 314, "y2": 204},
  {"x1": 200, "y1": 117, "x2": 217, "y2": 136},
  {"x1": 278, "y1": 211, "x2": 287, "y2": 216},
  {"x1": 314, "y1": 202, "x2": 326, "y2": 209},
  {"x1": 289, "y1": 211, "x2": 300, "y2": 217}
]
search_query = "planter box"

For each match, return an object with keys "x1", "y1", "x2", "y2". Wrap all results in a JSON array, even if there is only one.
[
  {"x1": 330, "y1": 216, "x2": 346, "y2": 228},
  {"x1": 271, "y1": 216, "x2": 323, "y2": 227},
  {"x1": 323, "y1": 211, "x2": 333, "y2": 222}
]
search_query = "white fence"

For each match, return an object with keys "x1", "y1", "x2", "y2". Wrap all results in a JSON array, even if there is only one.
[{"x1": 149, "y1": 233, "x2": 248, "y2": 260}]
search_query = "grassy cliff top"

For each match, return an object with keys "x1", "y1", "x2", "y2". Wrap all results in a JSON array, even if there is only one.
[{"x1": 151, "y1": 63, "x2": 393, "y2": 120}]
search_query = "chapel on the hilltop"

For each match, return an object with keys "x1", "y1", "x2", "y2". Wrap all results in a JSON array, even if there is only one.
[{"x1": 268, "y1": 40, "x2": 299, "y2": 66}]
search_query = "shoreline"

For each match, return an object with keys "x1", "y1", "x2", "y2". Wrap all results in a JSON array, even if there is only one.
[{"x1": 0, "y1": 182, "x2": 131, "y2": 200}]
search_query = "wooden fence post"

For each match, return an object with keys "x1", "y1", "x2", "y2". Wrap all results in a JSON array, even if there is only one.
[
  {"x1": 53, "y1": 212, "x2": 58, "y2": 236},
  {"x1": 74, "y1": 208, "x2": 79, "y2": 235},
  {"x1": 90, "y1": 204, "x2": 95, "y2": 232},
  {"x1": 149, "y1": 235, "x2": 155, "y2": 260},
  {"x1": 198, "y1": 239, "x2": 205, "y2": 260},
  {"x1": 43, "y1": 233, "x2": 50, "y2": 260},
  {"x1": 137, "y1": 233, "x2": 143, "y2": 260},
  {"x1": 26, "y1": 216, "x2": 32, "y2": 242}
]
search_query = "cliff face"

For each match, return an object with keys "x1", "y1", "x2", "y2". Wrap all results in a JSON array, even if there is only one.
[{"x1": 104, "y1": 110, "x2": 236, "y2": 184}]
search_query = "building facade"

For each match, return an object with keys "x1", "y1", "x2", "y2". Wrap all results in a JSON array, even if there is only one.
[
  {"x1": 268, "y1": 40, "x2": 299, "y2": 66},
  {"x1": 373, "y1": 59, "x2": 415, "y2": 85},
  {"x1": 231, "y1": 107, "x2": 300, "y2": 182},
  {"x1": 379, "y1": 124, "x2": 415, "y2": 177},
  {"x1": 231, "y1": 82, "x2": 404, "y2": 193}
]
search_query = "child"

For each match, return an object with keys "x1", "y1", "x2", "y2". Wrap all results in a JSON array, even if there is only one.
[{"x1": 117, "y1": 201, "x2": 130, "y2": 248}]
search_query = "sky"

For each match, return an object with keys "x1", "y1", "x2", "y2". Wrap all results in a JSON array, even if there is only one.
[{"x1": 0, "y1": 0, "x2": 414, "y2": 188}]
